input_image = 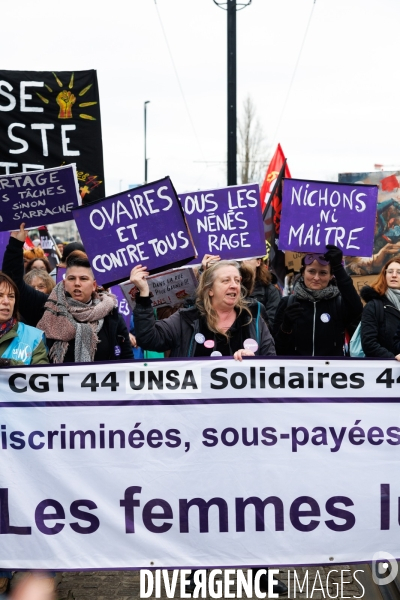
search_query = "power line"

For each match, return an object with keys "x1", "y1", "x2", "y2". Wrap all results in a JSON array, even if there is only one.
[
  {"x1": 271, "y1": 0, "x2": 317, "y2": 146},
  {"x1": 153, "y1": 1, "x2": 206, "y2": 161}
]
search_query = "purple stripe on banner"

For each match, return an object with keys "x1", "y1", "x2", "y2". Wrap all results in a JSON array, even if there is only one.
[{"x1": 0, "y1": 397, "x2": 399, "y2": 408}]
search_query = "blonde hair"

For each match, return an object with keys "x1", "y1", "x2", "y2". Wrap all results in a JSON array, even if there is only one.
[
  {"x1": 195, "y1": 260, "x2": 252, "y2": 337},
  {"x1": 24, "y1": 268, "x2": 55, "y2": 293}
]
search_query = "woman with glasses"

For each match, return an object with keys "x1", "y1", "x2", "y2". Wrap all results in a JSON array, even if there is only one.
[
  {"x1": 24, "y1": 268, "x2": 55, "y2": 295},
  {"x1": 360, "y1": 258, "x2": 400, "y2": 358},
  {"x1": 272, "y1": 245, "x2": 362, "y2": 356}
]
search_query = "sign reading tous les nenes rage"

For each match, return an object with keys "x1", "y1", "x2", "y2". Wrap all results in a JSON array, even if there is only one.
[
  {"x1": 0, "y1": 164, "x2": 80, "y2": 230},
  {"x1": 279, "y1": 178, "x2": 378, "y2": 256},
  {"x1": 179, "y1": 183, "x2": 266, "y2": 263},
  {"x1": 73, "y1": 177, "x2": 196, "y2": 287}
]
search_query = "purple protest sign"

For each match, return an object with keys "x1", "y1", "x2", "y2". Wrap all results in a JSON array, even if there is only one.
[
  {"x1": 73, "y1": 177, "x2": 196, "y2": 287},
  {"x1": 109, "y1": 285, "x2": 131, "y2": 330},
  {"x1": 279, "y1": 179, "x2": 378, "y2": 256},
  {"x1": 179, "y1": 184, "x2": 265, "y2": 263},
  {"x1": 0, "y1": 231, "x2": 9, "y2": 264},
  {"x1": 0, "y1": 164, "x2": 80, "y2": 231},
  {"x1": 56, "y1": 266, "x2": 65, "y2": 284}
]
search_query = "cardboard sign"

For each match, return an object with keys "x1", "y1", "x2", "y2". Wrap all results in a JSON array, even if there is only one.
[
  {"x1": 73, "y1": 177, "x2": 196, "y2": 287},
  {"x1": 285, "y1": 251, "x2": 303, "y2": 273},
  {"x1": 279, "y1": 179, "x2": 378, "y2": 256},
  {"x1": 179, "y1": 184, "x2": 265, "y2": 263},
  {"x1": 120, "y1": 267, "x2": 198, "y2": 310},
  {"x1": 351, "y1": 274, "x2": 377, "y2": 300},
  {"x1": 0, "y1": 69, "x2": 105, "y2": 202},
  {"x1": 0, "y1": 164, "x2": 80, "y2": 230}
]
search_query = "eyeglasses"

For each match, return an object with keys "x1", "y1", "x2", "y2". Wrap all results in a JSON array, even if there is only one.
[
  {"x1": 386, "y1": 270, "x2": 400, "y2": 275},
  {"x1": 303, "y1": 254, "x2": 329, "y2": 266}
]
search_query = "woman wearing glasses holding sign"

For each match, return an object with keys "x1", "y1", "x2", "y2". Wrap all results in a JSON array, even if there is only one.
[
  {"x1": 273, "y1": 245, "x2": 362, "y2": 356},
  {"x1": 131, "y1": 260, "x2": 276, "y2": 360},
  {"x1": 360, "y1": 258, "x2": 400, "y2": 358}
]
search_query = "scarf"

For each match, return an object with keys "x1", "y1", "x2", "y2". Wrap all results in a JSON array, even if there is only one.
[
  {"x1": 37, "y1": 282, "x2": 116, "y2": 363},
  {"x1": 385, "y1": 288, "x2": 400, "y2": 311},
  {"x1": 0, "y1": 317, "x2": 17, "y2": 339},
  {"x1": 293, "y1": 277, "x2": 340, "y2": 303}
]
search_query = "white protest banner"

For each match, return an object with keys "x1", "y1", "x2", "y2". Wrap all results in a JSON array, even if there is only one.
[
  {"x1": 179, "y1": 184, "x2": 265, "y2": 263},
  {"x1": 119, "y1": 267, "x2": 198, "y2": 310},
  {"x1": 0, "y1": 164, "x2": 80, "y2": 230},
  {"x1": 279, "y1": 178, "x2": 378, "y2": 256},
  {"x1": 0, "y1": 357, "x2": 399, "y2": 570}
]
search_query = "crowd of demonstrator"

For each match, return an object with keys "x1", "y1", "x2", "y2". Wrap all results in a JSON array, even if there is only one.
[{"x1": 1, "y1": 224, "x2": 400, "y2": 596}]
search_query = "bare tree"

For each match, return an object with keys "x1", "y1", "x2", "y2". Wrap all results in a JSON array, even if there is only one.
[{"x1": 237, "y1": 95, "x2": 269, "y2": 184}]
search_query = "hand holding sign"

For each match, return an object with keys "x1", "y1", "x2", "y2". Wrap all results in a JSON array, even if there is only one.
[
  {"x1": 324, "y1": 244, "x2": 343, "y2": 271},
  {"x1": 10, "y1": 222, "x2": 27, "y2": 243},
  {"x1": 129, "y1": 265, "x2": 150, "y2": 297},
  {"x1": 201, "y1": 254, "x2": 221, "y2": 271}
]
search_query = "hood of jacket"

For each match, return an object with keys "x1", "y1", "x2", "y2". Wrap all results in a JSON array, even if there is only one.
[{"x1": 360, "y1": 285, "x2": 383, "y2": 303}]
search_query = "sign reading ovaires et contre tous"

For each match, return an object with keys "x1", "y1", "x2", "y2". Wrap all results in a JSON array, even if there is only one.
[{"x1": 73, "y1": 177, "x2": 196, "y2": 287}]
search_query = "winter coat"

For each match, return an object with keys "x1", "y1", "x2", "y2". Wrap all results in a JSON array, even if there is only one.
[
  {"x1": 45, "y1": 307, "x2": 133, "y2": 363},
  {"x1": 272, "y1": 266, "x2": 363, "y2": 356},
  {"x1": 0, "y1": 322, "x2": 48, "y2": 365},
  {"x1": 249, "y1": 280, "x2": 281, "y2": 330},
  {"x1": 2, "y1": 237, "x2": 133, "y2": 362},
  {"x1": 360, "y1": 286, "x2": 400, "y2": 358},
  {"x1": 134, "y1": 295, "x2": 276, "y2": 357}
]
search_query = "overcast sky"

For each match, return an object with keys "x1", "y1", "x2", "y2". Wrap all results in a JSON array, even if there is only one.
[{"x1": 2, "y1": 0, "x2": 399, "y2": 196}]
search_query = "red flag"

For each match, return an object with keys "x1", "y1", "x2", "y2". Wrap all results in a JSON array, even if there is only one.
[
  {"x1": 380, "y1": 174, "x2": 399, "y2": 192},
  {"x1": 260, "y1": 143, "x2": 291, "y2": 215},
  {"x1": 261, "y1": 145, "x2": 291, "y2": 287},
  {"x1": 23, "y1": 236, "x2": 34, "y2": 251}
]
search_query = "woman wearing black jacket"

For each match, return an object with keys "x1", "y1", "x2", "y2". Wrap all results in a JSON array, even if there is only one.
[
  {"x1": 360, "y1": 258, "x2": 400, "y2": 358},
  {"x1": 273, "y1": 245, "x2": 362, "y2": 356},
  {"x1": 2, "y1": 225, "x2": 133, "y2": 362}
]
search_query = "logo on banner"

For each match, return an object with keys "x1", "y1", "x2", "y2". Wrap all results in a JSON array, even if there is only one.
[{"x1": 371, "y1": 551, "x2": 398, "y2": 586}]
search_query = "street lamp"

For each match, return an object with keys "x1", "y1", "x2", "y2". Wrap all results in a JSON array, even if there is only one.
[{"x1": 144, "y1": 100, "x2": 150, "y2": 184}]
